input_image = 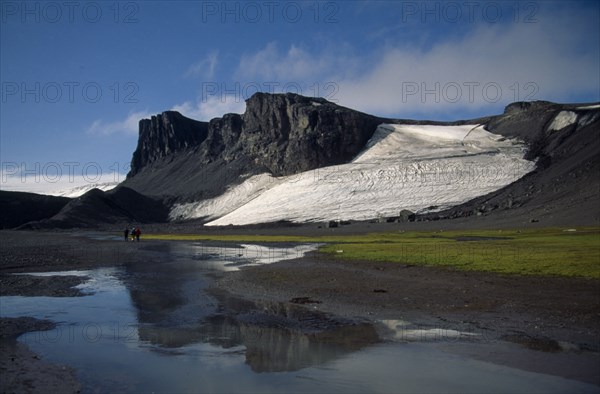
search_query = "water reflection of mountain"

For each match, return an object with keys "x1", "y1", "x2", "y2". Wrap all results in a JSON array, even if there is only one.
[
  {"x1": 239, "y1": 319, "x2": 378, "y2": 373},
  {"x1": 137, "y1": 308, "x2": 378, "y2": 373},
  {"x1": 123, "y1": 256, "x2": 378, "y2": 372}
]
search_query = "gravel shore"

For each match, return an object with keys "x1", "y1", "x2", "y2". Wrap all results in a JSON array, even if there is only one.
[{"x1": 0, "y1": 317, "x2": 81, "y2": 394}]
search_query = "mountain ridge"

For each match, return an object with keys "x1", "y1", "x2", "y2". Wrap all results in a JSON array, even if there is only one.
[
  {"x1": 5, "y1": 94, "x2": 599, "y2": 229},
  {"x1": 124, "y1": 93, "x2": 388, "y2": 201}
]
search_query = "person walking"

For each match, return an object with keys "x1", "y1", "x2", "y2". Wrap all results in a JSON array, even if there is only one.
[
  {"x1": 124, "y1": 228, "x2": 129, "y2": 241},
  {"x1": 135, "y1": 227, "x2": 141, "y2": 242}
]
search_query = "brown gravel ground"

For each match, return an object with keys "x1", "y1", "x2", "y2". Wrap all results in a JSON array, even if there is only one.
[{"x1": 1, "y1": 229, "x2": 599, "y2": 389}]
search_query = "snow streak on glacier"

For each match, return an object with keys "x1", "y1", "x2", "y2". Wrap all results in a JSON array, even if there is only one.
[{"x1": 170, "y1": 124, "x2": 536, "y2": 225}]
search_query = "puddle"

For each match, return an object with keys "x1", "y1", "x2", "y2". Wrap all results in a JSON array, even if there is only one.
[{"x1": 1, "y1": 243, "x2": 598, "y2": 393}]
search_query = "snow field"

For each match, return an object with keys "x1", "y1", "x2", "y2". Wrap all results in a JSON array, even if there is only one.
[
  {"x1": 171, "y1": 123, "x2": 536, "y2": 225},
  {"x1": 548, "y1": 111, "x2": 578, "y2": 132}
]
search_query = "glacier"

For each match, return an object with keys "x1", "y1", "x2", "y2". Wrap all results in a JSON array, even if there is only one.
[{"x1": 170, "y1": 123, "x2": 536, "y2": 226}]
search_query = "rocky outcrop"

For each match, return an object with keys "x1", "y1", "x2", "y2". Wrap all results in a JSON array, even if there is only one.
[
  {"x1": 235, "y1": 93, "x2": 384, "y2": 175},
  {"x1": 129, "y1": 111, "x2": 209, "y2": 177},
  {"x1": 124, "y1": 93, "x2": 386, "y2": 199}
]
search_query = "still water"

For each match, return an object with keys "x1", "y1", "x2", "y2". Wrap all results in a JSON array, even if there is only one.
[{"x1": 1, "y1": 242, "x2": 598, "y2": 393}]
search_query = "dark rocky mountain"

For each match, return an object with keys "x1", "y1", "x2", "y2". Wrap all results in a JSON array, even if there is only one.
[
  {"x1": 123, "y1": 93, "x2": 386, "y2": 201},
  {"x1": 117, "y1": 95, "x2": 600, "y2": 227},
  {"x1": 0, "y1": 191, "x2": 70, "y2": 229},
  {"x1": 4, "y1": 93, "x2": 599, "y2": 229},
  {"x1": 129, "y1": 111, "x2": 209, "y2": 178}
]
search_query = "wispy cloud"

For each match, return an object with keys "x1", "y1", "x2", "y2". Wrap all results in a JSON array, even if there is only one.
[
  {"x1": 229, "y1": 6, "x2": 599, "y2": 118},
  {"x1": 235, "y1": 42, "x2": 357, "y2": 82},
  {"x1": 86, "y1": 110, "x2": 152, "y2": 136},
  {"x1": 172, "y1": 96, "x2": 246, "y2": 121},
  {"x1": 185, "y1": 51, "x2": 219, "y2": 79},
  {"x1": 337, "y1": 15, "x2": 599, "y2": 116}
]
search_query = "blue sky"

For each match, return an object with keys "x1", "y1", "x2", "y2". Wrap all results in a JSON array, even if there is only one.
[{"x1": 1, "y1": 0, "x2": 599, "y2": 193}]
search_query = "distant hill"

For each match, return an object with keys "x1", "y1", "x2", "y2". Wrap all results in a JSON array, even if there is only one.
[
  {"x1": 17, "y1": 186, "x2": 168, "y2": 229},
  {"x1": 0, "y1": 191, "x2": 70, "y2": 229}
]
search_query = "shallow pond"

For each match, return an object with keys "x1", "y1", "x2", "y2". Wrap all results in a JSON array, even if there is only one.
[{"x1": 1, "y1": 242, "x2": 598, "y2": 393}]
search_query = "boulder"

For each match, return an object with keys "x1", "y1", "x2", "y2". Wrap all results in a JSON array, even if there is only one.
[{"x1": 398, "y1": 209, "x2": 416, "y2": 222}]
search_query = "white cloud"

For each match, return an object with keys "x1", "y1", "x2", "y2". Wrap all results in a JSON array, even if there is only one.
[
  {"x1": 185, "y1": 51, "x2": 219, "y2": 79},
  {"x1": 337, "y1": 18, "x2": 599, "y2": 116},
  {"x1": 172, "y1": 96, "x2": 246, "y2": 121},
  {"x1": 235, "y1": 42, "x2": 357, "y2": 82},
  {"x1": 230, "y1": 8, "x2": 599, "y2": 118},
  {"x1": 86, "y1": 110, "x2": 152, "y2": 136},
  {"x1": 237, "y1": 42, "x2": 312, "y2": 81}
]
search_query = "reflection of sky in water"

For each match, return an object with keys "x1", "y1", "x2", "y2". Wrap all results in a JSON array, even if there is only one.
[
  {"x1": 178, "y1": 242, "x2": 321, "y2": 271},
  {"x1": 1, "y1": 244, "x2": 598, "y2": 393}
]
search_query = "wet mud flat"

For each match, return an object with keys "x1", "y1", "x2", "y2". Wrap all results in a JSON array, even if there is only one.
[
  {"x1": 0, "y1": 274, "x2": 89, "y2": 297},
  {"x1": 1, "y1": 230, "x2": 599, "y2": 392},
  {"x1": 0, "y1": 317, "x2": 81, "y2": 394},
  {"x1": 215, "y1": 253, "x2": 600, "y2": 385}
]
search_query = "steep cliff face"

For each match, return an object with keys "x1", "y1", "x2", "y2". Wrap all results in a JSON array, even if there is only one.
[
  {"x1": 124, "y1": 93, "x2": 386, "y2": 199},
  {"x1": 129, "y1": 111, "x2": 209, "y2": 177},
  {"x1": 236, "y1": 93, "x2": 384, "y2": 175}
]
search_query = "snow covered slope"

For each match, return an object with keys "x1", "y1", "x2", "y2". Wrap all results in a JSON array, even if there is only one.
[{"x1": 171, "y1": 124, "x2": 535, "y2": 225}]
